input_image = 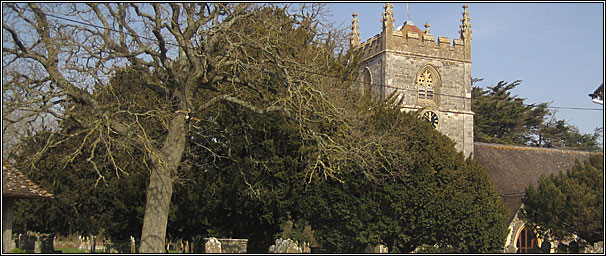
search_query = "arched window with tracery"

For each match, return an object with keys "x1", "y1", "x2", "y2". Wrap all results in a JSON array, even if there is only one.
[{"x1": 416, "y1": 65, "x2": 440, "y2": 104}]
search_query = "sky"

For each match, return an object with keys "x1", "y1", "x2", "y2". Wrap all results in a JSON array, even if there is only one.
[{"x1": 325, "y1": 2, "x2": 604, "y2": 136}]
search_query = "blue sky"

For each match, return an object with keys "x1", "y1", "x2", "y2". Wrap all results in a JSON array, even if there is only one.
[{"x1": 326, "y1": 2, "x2": 604, "y2": 135}]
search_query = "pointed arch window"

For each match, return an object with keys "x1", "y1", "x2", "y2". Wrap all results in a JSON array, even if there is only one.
[
  {"x1": 362, "y1": 67, "x2": 373, "y2": 94},
  {"x1": 516, "y1": 225, "x2": 539, "y2": 253}
]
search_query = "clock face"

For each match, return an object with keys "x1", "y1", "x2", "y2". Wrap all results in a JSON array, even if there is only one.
[{"x1": 423, "y1": 111, "x2": 439, "y2": 128}]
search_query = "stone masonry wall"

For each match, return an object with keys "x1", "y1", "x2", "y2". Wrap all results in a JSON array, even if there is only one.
[
  {"x1": 383, "y1": 51, "x2": 473, "y2": 157},
  {"x1": 360, "y1": 54, "x2": 383, "y2": 98}
]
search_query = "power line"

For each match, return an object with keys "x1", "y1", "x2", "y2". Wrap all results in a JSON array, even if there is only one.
[
  {"x1": 14, "y1": 6, "x2": 604, "y2": 112},
  {"x1": 285, "y1": 66, "x2": 603, "y2": 111}
]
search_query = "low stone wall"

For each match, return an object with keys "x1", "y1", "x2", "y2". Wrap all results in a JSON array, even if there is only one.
[
  {"x1": 103, "y1": 237, "x2": 136, "y2": 253},
  {"x1": 54, "y1": 235, "x2": 79, "y2": 249}
]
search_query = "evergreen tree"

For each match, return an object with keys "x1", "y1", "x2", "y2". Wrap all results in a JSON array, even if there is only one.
[
  {"x1": 472, "y1": 80, "x2": 548, "y2": 145},
  {"x1": 11, "y1": 127, "x2": 147, "y2": 246},
  {"x1": 472, "y1": 79, "x2": 602, "y2": 151},
  {"x1": 168, "y1": 103, "x2": 309, "y2": 253},
  {"x1": 522, "y1": 154, "x2": 604, "y2": 246},
  {"x1": 536, "y1": 118, "x2": 602, "y2": 151},
  {"x1": 298, "y1": 94, "x2": 509, "y2": 253}
]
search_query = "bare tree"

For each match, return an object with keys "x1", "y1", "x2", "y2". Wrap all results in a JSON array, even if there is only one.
[{"x1": 2, "y1": 3, "x2": 353, "y2": 252}]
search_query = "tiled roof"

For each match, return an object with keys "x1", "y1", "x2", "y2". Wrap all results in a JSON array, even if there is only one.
[
  {"x1": 474, "y1": 142, "x2": 594, "y2": 222},
  {"x1": 401, "y1": 23, "x2": 423, "y2": 38},
  {"x1": 2, "y1": 160, "x2": 53, "y2": 199}
]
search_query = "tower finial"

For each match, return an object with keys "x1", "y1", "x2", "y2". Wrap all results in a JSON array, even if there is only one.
[
  {"x1": 460, "y1": 4, "x2": 472, "y2": 60},
  {"x1": 350, "y1": 13, "x2": 361, "y2": 47},
  {"x1": 382, "y1": 3, "x2": 395, "y2": 31},
  {"x1": 424, "y1": 22, "x2": 431, "y2": 35},
  {"x1": 459, "y1": 4, "x2": 472, "y2": 40}
]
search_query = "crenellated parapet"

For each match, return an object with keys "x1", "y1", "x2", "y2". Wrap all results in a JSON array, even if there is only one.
[
  {"x1": 355, "y1": 33, "x2": 383, "y2": 61},
  {"x1": 351, "y1": 4, "x2": 472, "y2": 62}
]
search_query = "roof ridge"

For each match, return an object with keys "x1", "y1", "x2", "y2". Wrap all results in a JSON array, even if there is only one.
[{"x1": 473, "y1": 142, "x2": 597, "y2": 154}]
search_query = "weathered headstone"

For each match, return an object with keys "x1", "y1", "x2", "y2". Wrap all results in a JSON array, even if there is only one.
[
  {"x1": 584, "y1": 241, "x2": 604, "y2": 253},
  {"x1": 218, "y1": 239, "x2": 247, "y2": 253},
  {"x1": 364, "y1": 244, "x2": 388, "y2": 253},
  {"x1": 268, "y1": 238, "x2": 304, "y2": 253},
  {"x1": 78, "y1": 235, "x2": 89, "y2": 251},
  {"x1": 377, "y1": 244, "x2": 388, "y2": 253},
  {"x1": 569, "y1": 241, "x2": 579, "y2": 253},
  {"x1": 192, "y1": 236, "x2": 203, "y2": 253},
  {"x1": 34, "y1": 240, "x2": 42, "y2": 253},
  {"x1": 17, "y1": 233, "x2": 36, "y2": 253},
  {"x1": 38, "y1": 234, "x2": 55, "y2": 253},
  {"x1": 302, "y1": 242, "x2": 311, "y2": 253},
  {"x1": 131, "y1": 236, "x2": 136, "y2": 253},
  {"x1": 205, "y1": 237, "x2": 221, "y2": 253},
  {"x1": 540, "y1": 240, "x2": 551, "y2": 253}
]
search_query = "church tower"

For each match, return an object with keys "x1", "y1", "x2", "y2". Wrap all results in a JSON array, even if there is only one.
[{"x1": 351, "y1": 4, "x2": 474, "y2": 158}]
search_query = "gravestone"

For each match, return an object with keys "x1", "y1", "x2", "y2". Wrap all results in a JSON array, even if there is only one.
[
  {"x1": 584, "y1": 241, "x2": 604, "y2": 253},
  {"x1": 205, "y1": 237, "x2": 221, "y2": 253},
  {"x1": 302, "y1": 242, "x2": 311, "y2": 253},
  {"x1": 38, "y1": 234, "x2": 55, "y2": 253},
  {"x1": 218, "y1": 239, "x2": 247, "y2": 253},
  {"x1": 16, "y1": 233, "x2": 37, "y2": 253},
  {"x1": 268, "y1": 238, "x2": 305, "y2": 253},
  {"x1": 364, "y1": 244, "x2": 388, "y2": 253},
  {"x1": 131, "y1": 236, "x2": 136, "y2": 253},
  {"x1": 192, "y1": 236, "x2": 203, "y2": 253},
  {"x1": 569, "y1": 241, "x2": 579, "y2": 253},
  {"x1": 540, "y1": 240, "x2": 551, "y2": 254}
]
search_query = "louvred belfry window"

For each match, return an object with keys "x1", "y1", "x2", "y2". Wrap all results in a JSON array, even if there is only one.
[{"x1": 418, "y1": 69, "x2": 434, "y2": 100}]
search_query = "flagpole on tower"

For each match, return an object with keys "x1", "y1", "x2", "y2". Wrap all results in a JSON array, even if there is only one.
[{"x1": 407, "y1": 3, "x2": 410, "y2": 22}]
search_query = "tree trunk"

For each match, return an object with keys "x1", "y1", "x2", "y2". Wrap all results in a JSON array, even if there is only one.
[
  {"x1": 138, "y1": 163, "x2": 174, "y2": 253},
  {"x1": 139, "y1": 115, "x2": 187, "y2": 253}
]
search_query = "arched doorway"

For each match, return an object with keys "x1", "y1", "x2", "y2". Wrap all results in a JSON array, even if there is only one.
[{"x1": 516, "y1": 225, "x2": 540, "y2": 253}]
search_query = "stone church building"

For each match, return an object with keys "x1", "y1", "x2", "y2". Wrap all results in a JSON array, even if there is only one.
[{"x1": 350, "y1": 4, "x2": 600, "y2": 253}]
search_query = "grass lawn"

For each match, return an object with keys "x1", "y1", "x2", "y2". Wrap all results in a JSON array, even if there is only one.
[
  {"x1": 56, "y1": 247, "x2": 104, "y2": 253},
  {"x1": 56, "y1": 247, "x2": 84, "y2": 253},
  {"x1": 55, "y1": 247, "x2": 182, "y2": 253},
  {"x1": 57, "y1": 247, "x2": 181, "y2": 253}
]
